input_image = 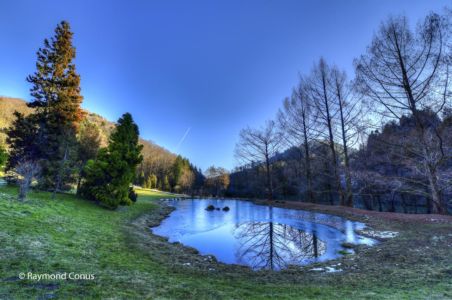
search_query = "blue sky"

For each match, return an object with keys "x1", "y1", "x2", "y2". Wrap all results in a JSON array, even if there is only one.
[{"x1": 0, "y1": 0, "x2": 449, "y2": 171}]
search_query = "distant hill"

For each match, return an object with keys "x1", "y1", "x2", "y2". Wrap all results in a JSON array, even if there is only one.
[
  {"x1": 0, "y1": 96, "x2": 177, "y2": 164},
  {"x1": 0, "y1": 97, "x2": 33, "y2": 145}
]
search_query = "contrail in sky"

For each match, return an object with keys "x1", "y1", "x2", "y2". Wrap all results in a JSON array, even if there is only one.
[{"x1": 176, "y1": 127, "x2": 191, "y2": 151}]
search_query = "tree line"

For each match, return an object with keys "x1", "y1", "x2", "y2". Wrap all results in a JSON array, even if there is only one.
[
  {"x1": 232, "y1": 10, "x2": 451, "y2": 214},
  {"x1": 136, "y1": 150, "x2": 205, "y2": 195}
]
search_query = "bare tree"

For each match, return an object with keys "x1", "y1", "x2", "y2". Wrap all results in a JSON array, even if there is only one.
[
  {"x1": 16, "y1": 160, "x2": 40, "y2": 201},
  {"x1": 306, "y1": 59, "x2": 345, "y2": 205},
  {"x1": 235, "y1": 120, "x2": 282, "y2": 200},
  {"x1": 355, "y1": 13, "x2": 451, "y2": 214},
  {"x1": 330, "y1": 67, "x2": 364, "y2": 207},
  {"x1": 278, "y1": 77, "x2": 318, "y2": 202},
  {"x1": 205, "y1": 166, "x2": 230, "y2": 197}
]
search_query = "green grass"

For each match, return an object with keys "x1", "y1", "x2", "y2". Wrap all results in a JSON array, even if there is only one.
[{"x1": 0, "y1": 185, "x2": 451, "y2": 299}]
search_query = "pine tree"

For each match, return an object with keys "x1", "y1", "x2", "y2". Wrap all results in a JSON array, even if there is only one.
[
  {"x1": 6, "y1": 112, "x2": 42, "y2": 200},
  {"x1": 76, "y1": 120, "x2": 101, "y2": 195},
  {"x1": 162, "y1": 175, "x2": 170, "y2": 191},
  {"x1": 150, "y1": 174, "x2": 157, "y2": 189},
  {"x1": 26, "y1": 21, "x2": 84, "y2": 196},
  {"x1": 80, "y1": 113, "x2": 143, "y2": 209},
  {"x1": 170, "y1": 155, "x2": 184, "y2": 191},
  {"x1": 138, "y1": 170, "x2": 145, "y2": 187},
  {"x1": 143, "y1": 174, "x2": 157, "y2": 189},
  {"x1": 144, "y1": 176, "x2": 152, "y2": 189},
  {"x1": 6, "y1": 112, "x2": 40, "y2": 171}
]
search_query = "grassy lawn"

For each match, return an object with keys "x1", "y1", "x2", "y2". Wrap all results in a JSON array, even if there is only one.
[{"x1": 0, "y1": 185, "x2": 451, "y2": 299}]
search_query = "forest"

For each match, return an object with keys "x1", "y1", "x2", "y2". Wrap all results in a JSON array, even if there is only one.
[{"x1": 229, "y1": 10, "x2": 452, "y2": 215}]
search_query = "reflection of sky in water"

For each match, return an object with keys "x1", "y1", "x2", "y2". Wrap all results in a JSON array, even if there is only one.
[{"x1": 152, "y1": 199, "x2": 377, "y2": 270}]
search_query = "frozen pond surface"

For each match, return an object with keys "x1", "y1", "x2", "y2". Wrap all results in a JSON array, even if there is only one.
[{"x1": 151, "y1": 199, "x2": 376, "y2": 270}]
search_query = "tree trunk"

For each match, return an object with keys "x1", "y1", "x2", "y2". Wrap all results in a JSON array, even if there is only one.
[
  {"x1": 76, "y1": 168, "x2": 83, "y2": 197},
  {"x1": 377, "y1": 195, "x2": 383, "y2": 212},
  {"x1": 400, "y1": 194, "x2": 407, "y2": 213},
  {"x1": 426, "y1": 166, "x2": 445, "y2": 214},
  {"x1": 320, "y1": 72, "x2": 344, "y2": 206},
  {"x1": 337, "y1": 92, "x2": 353, "y2": 207},
  {"x1": 394, "y1": 41, "x2": 446, "y2": 214},
  {"x1": 301, "y1": 116, "x2": 314, "y2": 203},
  {"x1": 52, "y1": 142, "x2": 69, "y2": 199},
  {"x1": 313, "y1": 233, "x2": 318, "y2": 258},
  {"x1": 265, "y1": 152, "x2": 273, "y2": 201},
  {"x1": 269, "y1": 207, "x2": 274, "y2": 270},
  {"x1": 323, "y1": 161, "x2": 334, "y2": 205},
  {"x1": 76, "y1": 177, "x2": 82, "y2": 196},
  {"x1": 389, "y1": 192, "x2": 396, "y2": 212}
]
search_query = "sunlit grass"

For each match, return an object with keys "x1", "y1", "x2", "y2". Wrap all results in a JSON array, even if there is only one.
[{"x1": 0, "y1": 185, "x2": 450, "y2": 299}]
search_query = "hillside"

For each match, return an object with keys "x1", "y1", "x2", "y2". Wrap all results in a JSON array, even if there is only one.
[{"x1": 0, "y1": 96, "x2": 177, "y2": 164}]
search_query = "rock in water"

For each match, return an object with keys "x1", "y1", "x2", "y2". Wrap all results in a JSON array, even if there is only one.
[{"x1": 205, "y1": 205, "x2": 215, "y2": 211}]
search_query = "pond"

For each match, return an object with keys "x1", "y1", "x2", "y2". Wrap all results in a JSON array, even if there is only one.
[{"x1": 151, "y1": 199, "x2": 376, "y2": 270}]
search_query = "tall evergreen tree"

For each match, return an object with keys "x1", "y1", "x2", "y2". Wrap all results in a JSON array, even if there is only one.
[
  {"x1": 26, "y1": 21, "x2": 84, "y2": 196},
  {"x1": 170, "y1": 156, "x2": 184, "y2": 190},
  {"x1": 80, "y1": 113, "x2": 143, "y2": 209}
]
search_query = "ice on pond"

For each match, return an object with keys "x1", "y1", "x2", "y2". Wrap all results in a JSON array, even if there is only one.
[{"x1": 152, "y1": 199, "x2": 377, "y2": 270}]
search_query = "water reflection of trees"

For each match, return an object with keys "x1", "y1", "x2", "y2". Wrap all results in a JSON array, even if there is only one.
[{"x1": 234, "y1": 220, "x2": 326, "y2": 270}]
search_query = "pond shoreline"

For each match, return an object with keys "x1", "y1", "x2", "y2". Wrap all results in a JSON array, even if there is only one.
[
  {"x1": 152, "y1": 198, "x2": 378, "y2": 269},
  {"x1": 132, "y1": 195, "x2": 451, "y2": 268},
  {"x1": 120, "y1": 194, "x2": 452, "y2": 298},
  {"x1": 186, "y1": 195, "x2": 452, "y2": 225}
]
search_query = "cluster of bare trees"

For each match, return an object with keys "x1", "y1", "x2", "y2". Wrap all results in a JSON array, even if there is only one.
[
  {"x1": 233, "y1": 10, "x2": 451, "y2": 214},
  {"x1": 235, "y1": 121, "x2": 283, "y2": 200},
  {"x1": 204, "y1": 166, "x2": 230, "y2": 197}
]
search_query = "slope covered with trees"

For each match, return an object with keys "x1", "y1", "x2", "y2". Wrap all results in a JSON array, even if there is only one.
[{"x1": 0, "y1": 96, "x2": 202, "y2": 195}]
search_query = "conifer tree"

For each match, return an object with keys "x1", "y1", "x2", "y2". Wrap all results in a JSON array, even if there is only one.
[
  {"x1": 170, "y1": 155, "x2": 184, "y2": 190},
  {"x1": 150, "y1": 174, "x2": 157, "y2": 189},
  {"x1": 137, "y1": 170, "x2": 145, "y2": 187},
  {"x1": 76, "y1": 120, "x2": 101, "y2": 195},
  {"x1": 26, "y1": 21, "x2": 84, "y2": 196},
  {"x1": 162, "y1": 175, "x2": 170, "y2": 191},
  {"x1": 6, "y1": 112, "x2": 42, "y2": 200},
  {"x1": 144, "y1": 176, "x2": 152, "y2": 189},
  {"x1": 80, "y1": 113, "x2": 143, "y2": 209},
  {"x1": 6, "y1": 112, "x2": 40, "y2": 171}
]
